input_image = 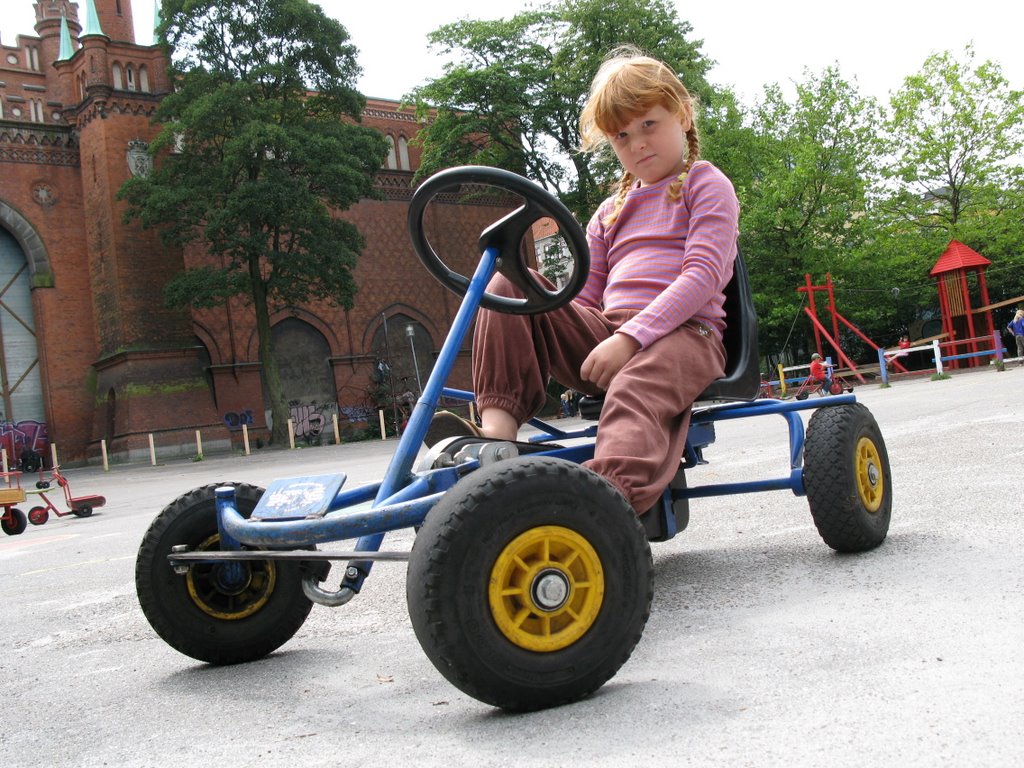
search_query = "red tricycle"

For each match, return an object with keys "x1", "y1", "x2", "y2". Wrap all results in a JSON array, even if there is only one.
[{"x1": 25, "y1": 465, "x2": 106, "y2": 526}]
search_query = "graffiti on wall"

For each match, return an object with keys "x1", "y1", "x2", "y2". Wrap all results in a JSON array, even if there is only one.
[
  {"x1": 222, "y1": 410, "x2": 255, "y2": 430},
  {"x1": 289, "y1": 401, "x2": 339, "y2": 443},
  {"x1": 0, "y1": 419, "x2": 49, "y2": 468}
]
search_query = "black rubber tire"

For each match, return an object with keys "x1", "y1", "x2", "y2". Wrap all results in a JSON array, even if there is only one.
[
  {"x1": 407, "y1": 456, "x2": 653, "y2": 711},
  {"x1": 28, "y1": 506, "x2": 48, "y2": 525},
  {"x1": 72, "y1": 505, "x2": 92, "y2": 518},
  {"x1": 2, "y1": 508, "x2": 27, "y2": 535},
  {"x1": 804, "y1": 403, "x2": 892, "y2": 552},
  {"x1": 135, "y1": 482, "x2": 316, "y2": 664}
]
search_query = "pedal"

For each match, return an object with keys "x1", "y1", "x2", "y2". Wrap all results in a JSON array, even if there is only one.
[
  {"x1": 418, "y1": 436, "x2": 563, "y2": 471},
  {"x1": 455, "y1": 441, "x2": 519, "y2": 466}
]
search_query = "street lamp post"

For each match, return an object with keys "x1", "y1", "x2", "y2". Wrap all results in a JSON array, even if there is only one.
[{"x1": 406, "y1": 324, "x2": 423, "y2": 395}]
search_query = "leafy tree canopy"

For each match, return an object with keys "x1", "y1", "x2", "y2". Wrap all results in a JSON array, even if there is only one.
[
  {"x1": 876, "y1": 46, "x2": 1024, "y2": 314},
  {"x1": 406, "y1": 0, "x2": 714, "y2": 220}
]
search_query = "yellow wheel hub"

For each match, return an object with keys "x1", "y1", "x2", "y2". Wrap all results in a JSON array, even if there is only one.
[
  {"x1": 488, "y1": 525, "x2": 604, "y2": 652},
  {"x1": 855, "y1": 437, "x2": 884, "y2": 513},
  {"x1": 186, "y1": 533, "x2": 276, "y2": 620}
]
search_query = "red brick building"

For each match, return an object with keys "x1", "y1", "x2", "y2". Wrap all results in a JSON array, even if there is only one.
[{"x1": 0, "y1": 0, "x2": 501, "y2": 464}]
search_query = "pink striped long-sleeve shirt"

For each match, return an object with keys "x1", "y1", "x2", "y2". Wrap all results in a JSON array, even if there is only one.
[{"x1": 578, "y1": 160, "x2": 739, "y2": 348}]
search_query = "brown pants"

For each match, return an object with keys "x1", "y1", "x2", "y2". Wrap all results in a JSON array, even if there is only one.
[{"x1": 473, "y1": 274, "x2": 726, "y2": 514}]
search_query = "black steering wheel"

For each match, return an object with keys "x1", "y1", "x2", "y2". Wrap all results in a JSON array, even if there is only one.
[{"x1": 407, "y1": 166, "x2": 590, "y2": 314}]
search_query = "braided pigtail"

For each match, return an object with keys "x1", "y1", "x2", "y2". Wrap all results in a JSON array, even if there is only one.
[
  {"x1": 602, "y1": 171, "x2": 636, "y2": 226},
  {"x1": 667, "y1": 126, "x2": 701, "y2": 202}
]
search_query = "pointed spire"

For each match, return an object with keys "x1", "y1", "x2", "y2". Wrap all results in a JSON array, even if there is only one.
[
  {"x1": 58, "y1": 12, "x2": 75, "y2": 61},
  {"x1": 82, "y1": 0, "x2": 105, "y2": 37},
  {"x1": 153, "y1": 0, "x2": 162, "y2": 45}
]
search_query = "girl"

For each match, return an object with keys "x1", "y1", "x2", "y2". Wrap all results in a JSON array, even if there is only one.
[{"x1": 434, "y1": 47, "x2": 740, "y2": 516}]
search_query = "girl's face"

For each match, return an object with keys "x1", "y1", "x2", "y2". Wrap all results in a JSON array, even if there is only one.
[{"x1": 607, "y1": 104, "x2": 690, "y2": 186}]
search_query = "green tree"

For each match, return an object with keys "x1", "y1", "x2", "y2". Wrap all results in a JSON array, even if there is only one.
[
  {"x1": 119, "y1": 0, "x2": 387, "y2": 445},
  {"x1": 407, "y1": 0, "x2": 714, "y2": 220},
  {"x1": 737, "y1": 67, "x2": 884, "y2": 360},
  {"x1": 880, "y1": 45, "x2": 1024, "y2": 307}
]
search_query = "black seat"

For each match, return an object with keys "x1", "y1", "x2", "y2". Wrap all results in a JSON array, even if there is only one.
[
  {"x1": 578, "y1": 246, "x2": 760, "y2": 419},
  {"x1": 695, "y1": 246, "x2": 760, "y2": 402}
]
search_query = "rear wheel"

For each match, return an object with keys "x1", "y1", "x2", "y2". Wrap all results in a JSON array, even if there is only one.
[
  {"x1": 135, "y1": 482, "x2": 318, "y2": 664},
  {"x1": 804, "y1": 403, "x2": 891, "y2": 552},
  {"x1": 72, "y1": 505, "x2": 92, "y2": 518},
  {"x1": 407, "y1": 456, "x2": 653, "y2": 711},
  {"x1": 2, "y1": 508, "x2": 27, "y2": 535}
]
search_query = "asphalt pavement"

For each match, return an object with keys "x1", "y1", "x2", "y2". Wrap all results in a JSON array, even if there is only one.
[{"x1": 1, "y1": 367, "x2": 1022, "y2": 767}]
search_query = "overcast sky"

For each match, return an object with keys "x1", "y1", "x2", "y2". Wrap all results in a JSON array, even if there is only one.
[{"x1": 3, "y1": 1, "x2": 1020, "y2": 104}]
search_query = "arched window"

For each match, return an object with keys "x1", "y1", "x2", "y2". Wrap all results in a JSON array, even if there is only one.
[
  {"x1": 398, "y1": 136, "x2": 411, "y2": 170},
  {"x1": 112, "y1": 63, "x2": 123, "y2": 90},
  {"x1": 384, "y1": 135, "x2": 397, "y2": 169},
  {"x1": 0, "y1": 97, "x2": 4, "y2": 119},
  {"x1": 139, "y1": 65, "x2": 150, "y2": 93}
]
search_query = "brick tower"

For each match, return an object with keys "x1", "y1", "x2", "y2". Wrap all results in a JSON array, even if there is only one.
[{"x1": 61, "y1": 0, "x2": 229, "y2": 461}]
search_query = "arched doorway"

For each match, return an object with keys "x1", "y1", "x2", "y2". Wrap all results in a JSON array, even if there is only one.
[
  {"x1": 267, "y1": 317, "x2": 336, "y2": 444},
  {"x1": 370, "y1": 314, "x2": 434, "y2": 431},
  {"x1": 0, "y1": 228, "x2": 48, "y2": 465}
]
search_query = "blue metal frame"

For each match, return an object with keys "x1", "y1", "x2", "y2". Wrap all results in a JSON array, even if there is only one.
[{"x1": 208, "y1": 237, "x2": 859, "y2": 587}]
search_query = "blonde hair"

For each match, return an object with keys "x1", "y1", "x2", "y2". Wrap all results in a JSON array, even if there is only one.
[{"x1": 579, "y1": 46, "x2": 700, "y2": 225}]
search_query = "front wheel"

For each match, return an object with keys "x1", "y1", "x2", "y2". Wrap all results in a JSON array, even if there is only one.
[
  {"x1": 804, "y1": 403, "x2": 892, "y2": 552},
  {"x1": 135, "y1": 482, "x2": 318, "y2": 664},
  {"x1": 28, "y1": 506, "x2": 48, "y2": 525},
  {"x1": 407, "y1": 456, "x2": 653, "y2": 711}
]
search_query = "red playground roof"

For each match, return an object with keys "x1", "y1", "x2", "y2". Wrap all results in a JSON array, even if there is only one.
[{"x1": 930, "y1": 239, "x2": 991, "y2": 276}]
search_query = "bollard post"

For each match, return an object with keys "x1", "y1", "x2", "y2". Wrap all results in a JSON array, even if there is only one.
[
  {"x1": 149, "y1": 434, "x2": 157, "y2": 466},
  {"x1": 933, "y1": 340, "x2": 943, "y2": 376},
  {"x1": 776, "y1": 363, "x2": 786, "y2": 397},
  {"x1": 242, "y1": 424, "x2": 251, "y2": 456},
  {"x1": 1, "y1": 448, "x2": 7, "y2": 475},
  {"x1": 378, "y1": 409, "x2": 386, "y2": 440},
  {"x1": 101, "y1": 439, "x2": 109, "y2": 471},
  {"x1": 287, "y1": 419, "x2": 296, "y2": 450},
  {"x1": 195, "y1": 429, "x2": 203, "y2": 458},
  {"x1": 50, "y1": 443, "x2": 59, "y2": 468},
  {"x1": 332, "y1": 413, "x2": 340, "y2": 445},
  {"x1": 469, "y1": 401, "x2": 477, "y2": 424},
  {"x1": 993, "y1": 331, "x2": 1004, "y2": 368},
  {"x1": 878, "y1": 348, "x2": 888, "y2": 385}
]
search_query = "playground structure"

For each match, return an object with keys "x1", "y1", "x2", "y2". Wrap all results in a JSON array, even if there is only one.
[
  {"x1": 797, "y1": 274, "x2": 908, "y2": 383},
  {"x1": 795, "y1": 239, "x2": 1020, "y2": 384},
  {"x1": 927, "y1": 240, "x2": 1023, "y2": 370}
]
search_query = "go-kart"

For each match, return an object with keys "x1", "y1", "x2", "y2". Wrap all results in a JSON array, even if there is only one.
[{"x1": 135, "y1": 166, "x2": 892, "y2": 712}]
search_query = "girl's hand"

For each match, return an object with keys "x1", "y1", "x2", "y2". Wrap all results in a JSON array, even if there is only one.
[{"x1": 581, "y1": 333, "x2": 640, "y2": 391}]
